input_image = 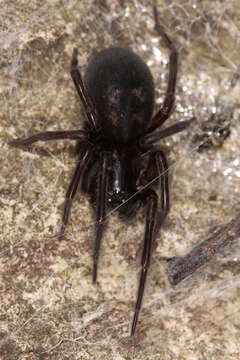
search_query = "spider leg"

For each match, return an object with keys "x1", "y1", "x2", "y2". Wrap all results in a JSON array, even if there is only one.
[
  {"x1": 70, "y1": 48, "x2": 99, "y2": 132},
  {"x1": 8, "y1": 130, "x2": 86, "y2": 147},
  {"x1": 148, "y1": 6, "x2": 178, "y2": 132},
  {"x1": 140, "y1": 118, "x2": 194, "y2": 148},
  {"x1": 131, "y1": 189, "x2": 158, "y2": 336},
  {"x1": 153, "y1": 151, "x2": 170, "y2": 235},
  {"x1": 58, "y1": 148, "x2": 93, "y2": 241},
  {"x1": 131, "y1": 151, "x2": 170, "y2": 336},
  {"x1": 92, "y1": 152, "x2": 109, "y2": 283}
]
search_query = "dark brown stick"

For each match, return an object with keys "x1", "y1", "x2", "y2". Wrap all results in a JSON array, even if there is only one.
[{"x1": 167, "y1": 214, "x2": 240, "y2": 286}]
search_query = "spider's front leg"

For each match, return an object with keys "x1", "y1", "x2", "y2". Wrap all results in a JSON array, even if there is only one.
[
  {"x1": 131, "y1": 189, "x2": 158, "y2": 336},
  {"x1": 131, "y1": 151, "x2": 170, "y2": 336},
  {"x1": 139, "y1": 150, "x2": 170, "y2": 227},
  {"x1": 58, "y1": 148, "x2": 93, "y2": 241},
  {"x1": 92, "y1": 151, "x2": 109, "y2": 283}
]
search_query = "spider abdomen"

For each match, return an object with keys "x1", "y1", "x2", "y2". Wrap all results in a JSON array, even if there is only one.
[{"x1": 84, "y1": 47, "x2": 155, "y2": 144}]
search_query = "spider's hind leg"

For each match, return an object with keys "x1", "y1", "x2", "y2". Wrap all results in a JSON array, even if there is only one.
[
  {"x1": 148, "y1": 6, "x2": 178, "y2": 132},
  {"x1": 8, "y1": 130, "x2": 86, "y2": 147},
  {"x1": 70, "y1": 48, "x2": 99, "y2": 132}
]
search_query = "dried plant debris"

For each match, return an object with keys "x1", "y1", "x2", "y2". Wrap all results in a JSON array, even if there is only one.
[
  {"x1": 192, "y1": 113, "x2": 231, "y2": 152},
  {"x1": 167, "y1": 213, "x2": 240, "y2": 286}
]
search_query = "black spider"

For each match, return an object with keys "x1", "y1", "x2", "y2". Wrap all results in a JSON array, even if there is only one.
[{"x1": 9, "y1": 6, "x2": 193, "y2": 336}]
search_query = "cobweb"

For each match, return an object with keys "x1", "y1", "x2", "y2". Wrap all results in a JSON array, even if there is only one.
[{"x1": 1, "y1": 0, "x2": 240, "y2": 359}]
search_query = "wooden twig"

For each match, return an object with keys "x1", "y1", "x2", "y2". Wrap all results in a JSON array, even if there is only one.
[{"x1": 167, "y1": 214, "x2": 240, "y2": 286}]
